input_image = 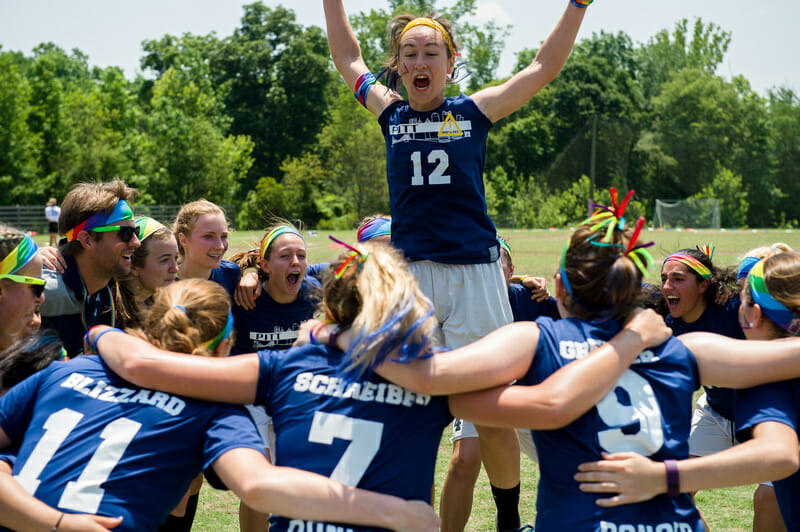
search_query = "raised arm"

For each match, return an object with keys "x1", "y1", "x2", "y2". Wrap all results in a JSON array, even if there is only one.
[
  {"x1": 575, "y1": 421, "x2": 799, "y2": 506},
  {"x1": 90, "y1": 327, "x2": 259, "y2": 405},
  {"x1": 0, "y1": 471, "x2": 123, "y2": 532},
  {"x1": 215, "y1": 448, "x2": 438, "y2": 532},
  {"x1": 471, "y1": 2, "x2": 587, "y2": 122},
  {"x1": 323, "y1": 0, "x2": 398, "y2": 116},
  {"x1": 680, "y1": 333, "x2": 800, "y2": 388},
  {"x1": 377, "y1": 308, "x2": 669, "y2": 400},
  {"x1": 448, "y1": 309, "x2": 672, "y2": 429}
]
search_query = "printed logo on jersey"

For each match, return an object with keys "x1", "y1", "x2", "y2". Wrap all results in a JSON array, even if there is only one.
[
  {"x1": 287, "y1": 520, "x2": 354, "y2": 532},
  {"x1": 601, "y1": 520, "x2": 694, "y2": 532},
  {"x1": 559, "y1": 339, "x2": 660, "y2": 365},
  {"x1": 388, "y1": 111, "x2": 471, "y2": 145},
  {"x1": 249, "y1": 325, "x2": 298, "y2": 350}
]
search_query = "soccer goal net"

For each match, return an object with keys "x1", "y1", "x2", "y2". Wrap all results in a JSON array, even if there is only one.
[{"x1": 654, "y1": 199, "x2": 720, "y2": 229}]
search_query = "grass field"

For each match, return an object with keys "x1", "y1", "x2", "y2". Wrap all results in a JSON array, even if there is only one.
[{"x1": 38, "y1": 227, "x2": 800, "y2": 531}]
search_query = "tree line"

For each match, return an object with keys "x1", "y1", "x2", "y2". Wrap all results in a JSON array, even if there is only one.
[{"x1": 1, "y1": 1, "x2": 798, "y2": 229}]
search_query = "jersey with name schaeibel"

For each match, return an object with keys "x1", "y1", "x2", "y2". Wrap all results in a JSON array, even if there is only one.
[
  {"x1": 0, "y1": 355, "x2": 265, "y2": 532},
  {"x1": 736, "y1": 380, "x2": 800, "y2": 531},
  {"x1": 379, "y1": 94, "x2": 498, "y2": 264},
  {"x1": 520, "y1": 317, "x2": 704, "y2": 531},
  {"x1": 232, "y1": 277, "x2": 320, "y2": 354},
  {"x1": 256, "y1": 344, "x2": 452, "y2": 532}
]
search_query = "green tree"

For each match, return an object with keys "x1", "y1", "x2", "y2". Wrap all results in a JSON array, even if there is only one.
[
  {"x1": 690, "y1": 166, "x2": 748, "y2": 227},
  {"x1": 767, "y1": 87, "x2": 800, "y2": 226}
]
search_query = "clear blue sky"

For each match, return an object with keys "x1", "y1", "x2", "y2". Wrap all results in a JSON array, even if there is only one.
[{"x1": 1, "y1": 0, "x2": 796, "y2": 96}]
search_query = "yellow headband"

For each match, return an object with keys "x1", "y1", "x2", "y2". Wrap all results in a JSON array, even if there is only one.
[{"x1": 399, "y1": 18, "x2": 455, "y2": 56}]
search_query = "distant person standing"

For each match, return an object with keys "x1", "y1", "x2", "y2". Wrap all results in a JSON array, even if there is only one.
[{"x1": 44, "y1": 198, "x2": 60, "y2": 247}]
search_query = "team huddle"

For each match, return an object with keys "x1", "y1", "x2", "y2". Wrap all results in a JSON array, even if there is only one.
[{"x1": 2, "y1": 1, "x2": 800, "y2": 531}]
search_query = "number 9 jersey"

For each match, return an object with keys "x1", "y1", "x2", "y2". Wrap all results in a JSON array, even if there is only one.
[
  {"x1": 256, "y1": 344, "x2": 452, "y2": 532},
  {"x1": 521, "y1": 317, "x2": 704, "y2": 532},
  {"x1": 379, "y1": 94, "x2": 499, "y2": 265}
]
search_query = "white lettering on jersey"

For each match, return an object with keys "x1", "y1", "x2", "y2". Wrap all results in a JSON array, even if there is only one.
[
  {"x1": 287, "y1": 520, "x2": 355, "y2": 532},
  {"x1": 559, "y1": 340, "x2": 660, "y2": 364},
  {"x1": 60, "y1": 372, "x2": 186, "y2": 416},
  {"x1": 600, "y1": 520, "x2": 694, "y2": 532},
  {"x1": 292, "y1": 372, "x2": 431, "y2": 408},
  {"x1": 388, "y1": 112, "x2": 472, "y2": 145}
]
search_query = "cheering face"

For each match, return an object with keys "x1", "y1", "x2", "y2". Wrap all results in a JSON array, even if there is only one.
[
  {"x1": 180, "y1": 213, "x2": 229, "y2": 271},
  {"x1": 398, "y1": 25, "x2": 454, "y2": 112},
  {"x1": 0, "y1": 254, "x2": 45, "y2": 349},
  {"x1": 261, "y1": 233, "x2": 307, "y2": 304},
  {"x1": 93, "y1": 221, "x2": 141, "y2": 277},
  {"x1": 132, "y1": 235, "x2": 179, "y2": 294},
  {"x1": 661, "y1": 261, "x2": 709, "y2": 322}
]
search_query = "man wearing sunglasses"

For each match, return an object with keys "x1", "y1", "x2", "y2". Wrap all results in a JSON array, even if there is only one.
[
  {"x1": 0, "y1": 229, "x2": 46, "y2": 352},
  {"x1": 40, "y1": 179, "x2": 140, "y2": 356}
]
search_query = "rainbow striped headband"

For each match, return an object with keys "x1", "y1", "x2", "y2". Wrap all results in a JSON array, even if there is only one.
[
  {"x1": 498, "y1": 238, "x2": 512, "y2": 264},
  {"x1": 357, "y1": 217, "x2": 391, "y2": 243},
  {"x1": 65, "y1": 199, "x2": 134, "y2": 242},
  {"x1": 200, "y1": 311, "x2": 235, "y2": 352},
  {"x1": 399, "y1": 18, "x2": 455, "y2": 56},
  {"x1": 663, "y1": 253, "x2": 712, "y2": 279},
  {"x1": 260, "y1": 226, "x2": 303, "y2": 259},
  {"x1": 135, "y1": 217, "x2": 165, "y2": 241},
  {"x1": 748, "y1": 260, "x2": 800, "y2": 336},
  {"x1": 737, "y1": 256, "x2": 761, "y2": 280},
  {"x1": 0, "y1": 234, "x2": 39, "y2": 275}
]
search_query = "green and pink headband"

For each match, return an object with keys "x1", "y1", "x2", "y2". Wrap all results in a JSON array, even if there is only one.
[
  {"x1": 0, "y1": 234, "x2": 39, "y2": 275},
  {"x1": 664, "y1": 245, "x2": 714, "y2": 279},
  {"x1": 748, "y1": 259, "x2": 800, "y2": 336},
  {"x1": 64, "y1": 199, "x2": 134, "y2": 242}
]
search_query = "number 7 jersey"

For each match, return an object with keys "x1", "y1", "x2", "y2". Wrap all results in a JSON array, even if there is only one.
[
  {"x1": 379, "y1": 94, "x2": 499, "y2": 264},
  {"x1": 522, "y1": 317, "x2": 705, "y2": 532},
  {"x1": 256, "y1": 344, "x2": 452, "y2": 532}
]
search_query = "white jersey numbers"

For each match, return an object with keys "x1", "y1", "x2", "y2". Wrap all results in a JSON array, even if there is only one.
[
  {"x1": 410, "y1": 150, "x2": 451, "y2": 186},
  {"x1": 308, "y1": 411, "x2": 383, "y2": 487},
  {"x1": 596, "y1": 370, "x2": 664, "y2": 455},
  {"x1": 14, "y1": 408, "x2": 142, "y2": 513}
]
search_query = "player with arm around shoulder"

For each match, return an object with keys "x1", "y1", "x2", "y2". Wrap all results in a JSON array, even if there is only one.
[{"x1": 0, "y1": 279, "x2": 435, "y2": 532}]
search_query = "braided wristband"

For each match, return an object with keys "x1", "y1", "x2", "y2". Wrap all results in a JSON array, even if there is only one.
[
  {"x1": 570, "y1": 0, "x2": 593, "y2": 7},
  {"x1": 664, "y1": 459, "x2": 680, "y2": 498}
]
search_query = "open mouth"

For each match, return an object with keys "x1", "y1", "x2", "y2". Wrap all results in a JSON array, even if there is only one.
[
  {"x1": 666, "y1": 296, "x2": 680, "y2": 307},
  {"x1": 287, "y1": 273, "x2": 300, "y2": 286},
  {"x1": 414, "y1": 75, "x2": 430, "y2": 90}
]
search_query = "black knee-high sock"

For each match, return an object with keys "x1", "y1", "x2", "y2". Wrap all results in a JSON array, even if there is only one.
[
  {"x1": 158, "y1": 493, "x2": 200, "y2": 532},
  {"x1": 491, "y1": 482, "x2": 521, "y2": 532}
]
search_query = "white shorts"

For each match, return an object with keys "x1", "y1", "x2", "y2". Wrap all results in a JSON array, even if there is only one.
[
  {"x1": 246, "y1": 404, "x2": 276, "y2": 460},
  {"x1": 688, "y1": 392, "x2": 738, "y2": 456},
  {"x1": 408, "y1": 259, "x2": 512, "y2": 350},
  {"x1": 517, "y1": 428, "x2": 538, "y2": 463},
  {"x1": 451, "y1": 418, "x2": 480, "y2": 442}
]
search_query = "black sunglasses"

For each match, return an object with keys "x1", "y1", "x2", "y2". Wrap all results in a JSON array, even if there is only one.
[{"x1": 92, "y1": 225, "x2": 139, "y2": 243}]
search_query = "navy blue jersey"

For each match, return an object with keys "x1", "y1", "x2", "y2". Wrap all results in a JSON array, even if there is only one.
[
  {"x1": 736, "y1": 380, "x2": 800, "y2": 531},
  {"x1": 520, "y1": 317, "x2": 703, "y2": 531},
  {"x1": 508, "y1": 284, "x2": 560, "y2": 322},
  {"x1": 0, "y1": 356, "x2": 264, "y2": 532},
  {"x1": 378, "y1": 94, "x2": 498, "y2": 264},
  {"x1": 232, "y1": 277, "x2": 320, "y2": 354},
  {"x1": 666, "y1": 299, "x2": 744, "y2": 420},
  {"x1": 208, "y1": 259, "x2": 241, "y2": 299},
  {"x1": 255, "y1": 345, "x2": 452, "y2": 532}
]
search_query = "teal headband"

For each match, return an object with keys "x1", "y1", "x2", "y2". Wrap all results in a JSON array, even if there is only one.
[{"x1": 748, "y1": 260, "x2": 800, "y2": 336}]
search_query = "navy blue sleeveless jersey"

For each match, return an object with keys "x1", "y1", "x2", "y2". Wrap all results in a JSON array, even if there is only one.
[
  {"x1": 0, "y1": 355, "x2": 265, "y2": 532},
  {"x1": 232, "y1": 277, "x2": 320, "y2": 354},
  {"x1": 255, "y1": 345, "x2": 452, "y2": 532},
  {"x1": 508, "y1": 284, "x2": 560, "y2": 322},
  {"x1": 378, "y1": 94, "x2": 498, "y2": 264},
  {"x1": 736, "y1": 380, "x2": 800, "y2": 531},
  {"x1": 520, "y1": 317, "x2": 703, "y2": 531},
  {"x1": 208, "y1": 259, "x2": 241, "y2": 299},
  {"x1": 666, "y1": 299, "x2": 744, "y2": 420}
]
